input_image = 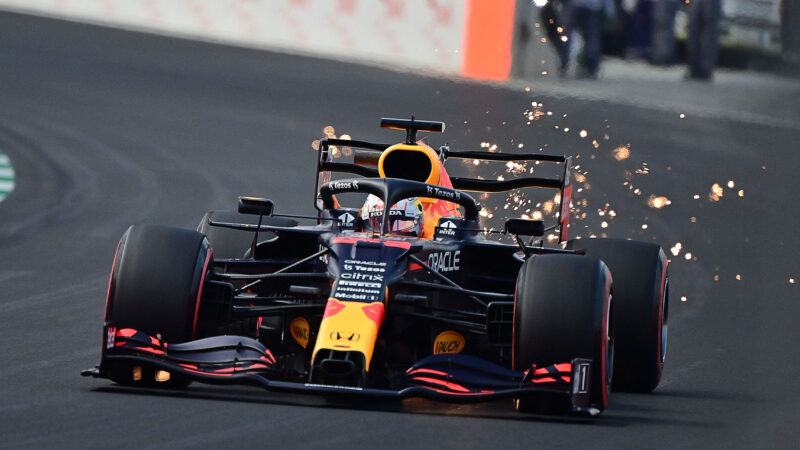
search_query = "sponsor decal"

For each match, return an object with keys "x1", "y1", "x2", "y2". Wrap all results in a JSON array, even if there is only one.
[
  {"x1": 425, "y1": 185, "x2": 461, "y2": 201},
  {"x1": 573, "y1": 361, "x2": 591, "y2": 394},
  {"x1": 433, "y1": 330, "x2": 465, "y2": 354},
  {"x1": 330, "y1": 331, "x2": 361, "y2": 342},
  {"x1": 106, "y1": 326, "x2": 116, "y2": 349},
  {"x1": 370, "y1": 209, "x2": 404, "y2": 218},
  {"x1": 334, "y1": 259, "x2": 388, "y2": 301},
  {"x1": 338, "y1": 212, "x2": 356, "y2": 225},
  {"x1": 340, "y1": 272, "x2": 384, "y2": 282},
  {"x1": 304, "y1": 383, "x2": 363, "y2": 391},
  {"x1": 427, "y1": 250, "x2": 460, "y2": 272},
  {"x1": 332, "y1": 180, "x2": 359, "y2": 191},
  {"x1": 437, "y1": 220, "x2": 457, "y2": 236},
  {"x1": 290, "y1": 317, "x2": 310, "y2": 348}
]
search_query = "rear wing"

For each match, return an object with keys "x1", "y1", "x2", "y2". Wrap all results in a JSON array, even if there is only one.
[
  {"x1": 442, "y1": 150, "x2": 573, "y2": 242},
  {"x1": 314, "y1": 138, "x2": 573, "y2": 242}
]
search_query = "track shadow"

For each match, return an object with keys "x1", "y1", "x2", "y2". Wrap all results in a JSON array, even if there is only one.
[
  {"x1": 650, "y1": 388, "x2": 754, "y2": 402},
  {"x1": 88, "y1": 383, "x2": 718, "y2": 428}
]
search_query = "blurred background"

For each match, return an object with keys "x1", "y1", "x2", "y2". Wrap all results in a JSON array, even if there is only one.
[{"x1": 0, "y1": 0, "x2": 796, "y2": 79}]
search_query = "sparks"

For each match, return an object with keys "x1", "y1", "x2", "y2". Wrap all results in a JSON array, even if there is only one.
[
  {"x1": 670, "y1": 242, "x2": 682, "y2": 256},
  {"x1": 647, "y1": 195, "x2": 670, "y2": 209},
  {"x1": 613, "y1": 145, "x2": 630, "y2": 161},
  {"x1": 709, "y1": 183, "x2": 724, "y2": 201}
]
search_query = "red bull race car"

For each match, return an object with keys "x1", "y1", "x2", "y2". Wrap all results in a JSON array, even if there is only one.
[{"x1": 83, "y1": 118, "x2": 669, "y2": 416}]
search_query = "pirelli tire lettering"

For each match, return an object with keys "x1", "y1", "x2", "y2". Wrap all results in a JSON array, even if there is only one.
[{"x1": 427, "y1": 250, "x2": 460, "y2": 272}]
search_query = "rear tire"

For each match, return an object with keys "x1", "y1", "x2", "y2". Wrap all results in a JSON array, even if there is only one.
[
  {"x1": 104, "y1": 224, "x2": 212, "y2": 386},
  {"x1": 566, "y1": 238, "x2": 668, "y2": 393},
  {"x1": 513, "y1": 254, "x2": 613, "y2": 414},
  {"x1": 197, "y1": 210, "x2": 297, "y2": 259}
]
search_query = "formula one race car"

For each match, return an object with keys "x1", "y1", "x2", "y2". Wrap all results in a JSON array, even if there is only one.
[{"x1": 83, "y1": 118, "x2": 669, "y2": 416}]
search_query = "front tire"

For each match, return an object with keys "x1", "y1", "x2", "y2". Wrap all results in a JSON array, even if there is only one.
[
  {"x1": 104, "y1": 224, "x2": 212, "y2": 386},
  {"x1": 513, "y1": 254, "x2": 613, "y2": 414}
]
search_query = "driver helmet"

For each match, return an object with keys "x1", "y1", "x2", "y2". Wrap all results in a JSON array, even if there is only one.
[{"x1": 361, "y1": 195, "x2": 425, "y2": 237}]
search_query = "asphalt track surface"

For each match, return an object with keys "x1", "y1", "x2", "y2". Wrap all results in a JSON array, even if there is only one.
[{"x1": 1, "y1": 11, "x2": 798, "y2": 449}]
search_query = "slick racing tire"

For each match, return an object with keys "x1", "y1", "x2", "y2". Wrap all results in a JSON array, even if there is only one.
[
  {"x1": 566, "y1": 238, "x2": 668, "y2": 393},
  {"x1": 197, "y1": 210, "x2": 297, "y2": 260},
  {"x1": 104, "y1": 224, "x2": 212, "y2": 387},
  {"x1": 513, "y1": 254, "x2": 613, "y2": 414}
]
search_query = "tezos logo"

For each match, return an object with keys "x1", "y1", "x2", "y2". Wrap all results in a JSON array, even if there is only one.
[{"x1": 332, "y1": 180, "x2": 358, "y2": 190}]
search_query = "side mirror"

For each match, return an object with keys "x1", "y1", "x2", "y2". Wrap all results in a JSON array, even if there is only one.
[
  {"x1": 238, "y1": 197, "x2": 274, "y2": 216},
  {"x1": 504, "y1": 218, "x2": 545, "y2": 237}
]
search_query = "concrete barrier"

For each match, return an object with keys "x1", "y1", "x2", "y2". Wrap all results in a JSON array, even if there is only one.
[{"x1": 0, "y1": 0, "x2": 516, "y2": 80}]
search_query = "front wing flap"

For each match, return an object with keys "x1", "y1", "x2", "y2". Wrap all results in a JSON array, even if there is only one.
[{"x1": 84, "y1": 328, "x2": 594, "y2": 414}]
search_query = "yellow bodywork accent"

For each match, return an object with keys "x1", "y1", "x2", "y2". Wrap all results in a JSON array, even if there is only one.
[
  {"x1": 433, "y1": 330, "x2": 465, "y2": 354},
  {"x1": 154, "y1": 370, "x2": 171, "y2": 382},
  {"x1": 377, "y1": 142, "x2": 462, "y2": 238},
  {"x1": 289, "y1": 317, "x2": 310, "y2": 348},
  {"x1": 378, "y1": 143, "x2": 442, "y2": 185},
  {"x1": 312, "y1": 298, "x2": 384, "y2": 371}
]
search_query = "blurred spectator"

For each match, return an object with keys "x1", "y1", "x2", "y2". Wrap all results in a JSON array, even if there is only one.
[
  {"x1": 623, "y1": 0, "x2": 654, "y2": 60},
  {"x1": 556, "y1": 0, "x2": 616, "y2": 78},
  {"x1": 651, "y1": 0, "x2": 680, "y2": 65},
  {"x1": 686, "y1": 0, "x2": 721, "y2": 80},
  {"x1": 541, "y1": 0, "x2": 568, "y2": 67}
]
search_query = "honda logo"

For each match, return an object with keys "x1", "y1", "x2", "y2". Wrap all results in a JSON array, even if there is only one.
[{"x1": 330, "y1": 331, "x2": 361, "y2": 342}]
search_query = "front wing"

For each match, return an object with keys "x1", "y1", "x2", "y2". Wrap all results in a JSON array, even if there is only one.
[{"x1": 83, "y1": 327, "x2": 597, "y2": 415}]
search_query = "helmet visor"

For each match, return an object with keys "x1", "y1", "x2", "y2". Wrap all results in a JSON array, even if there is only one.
[{"x1": 364, "y1": 211, "x2": 419, "y2": 236}]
